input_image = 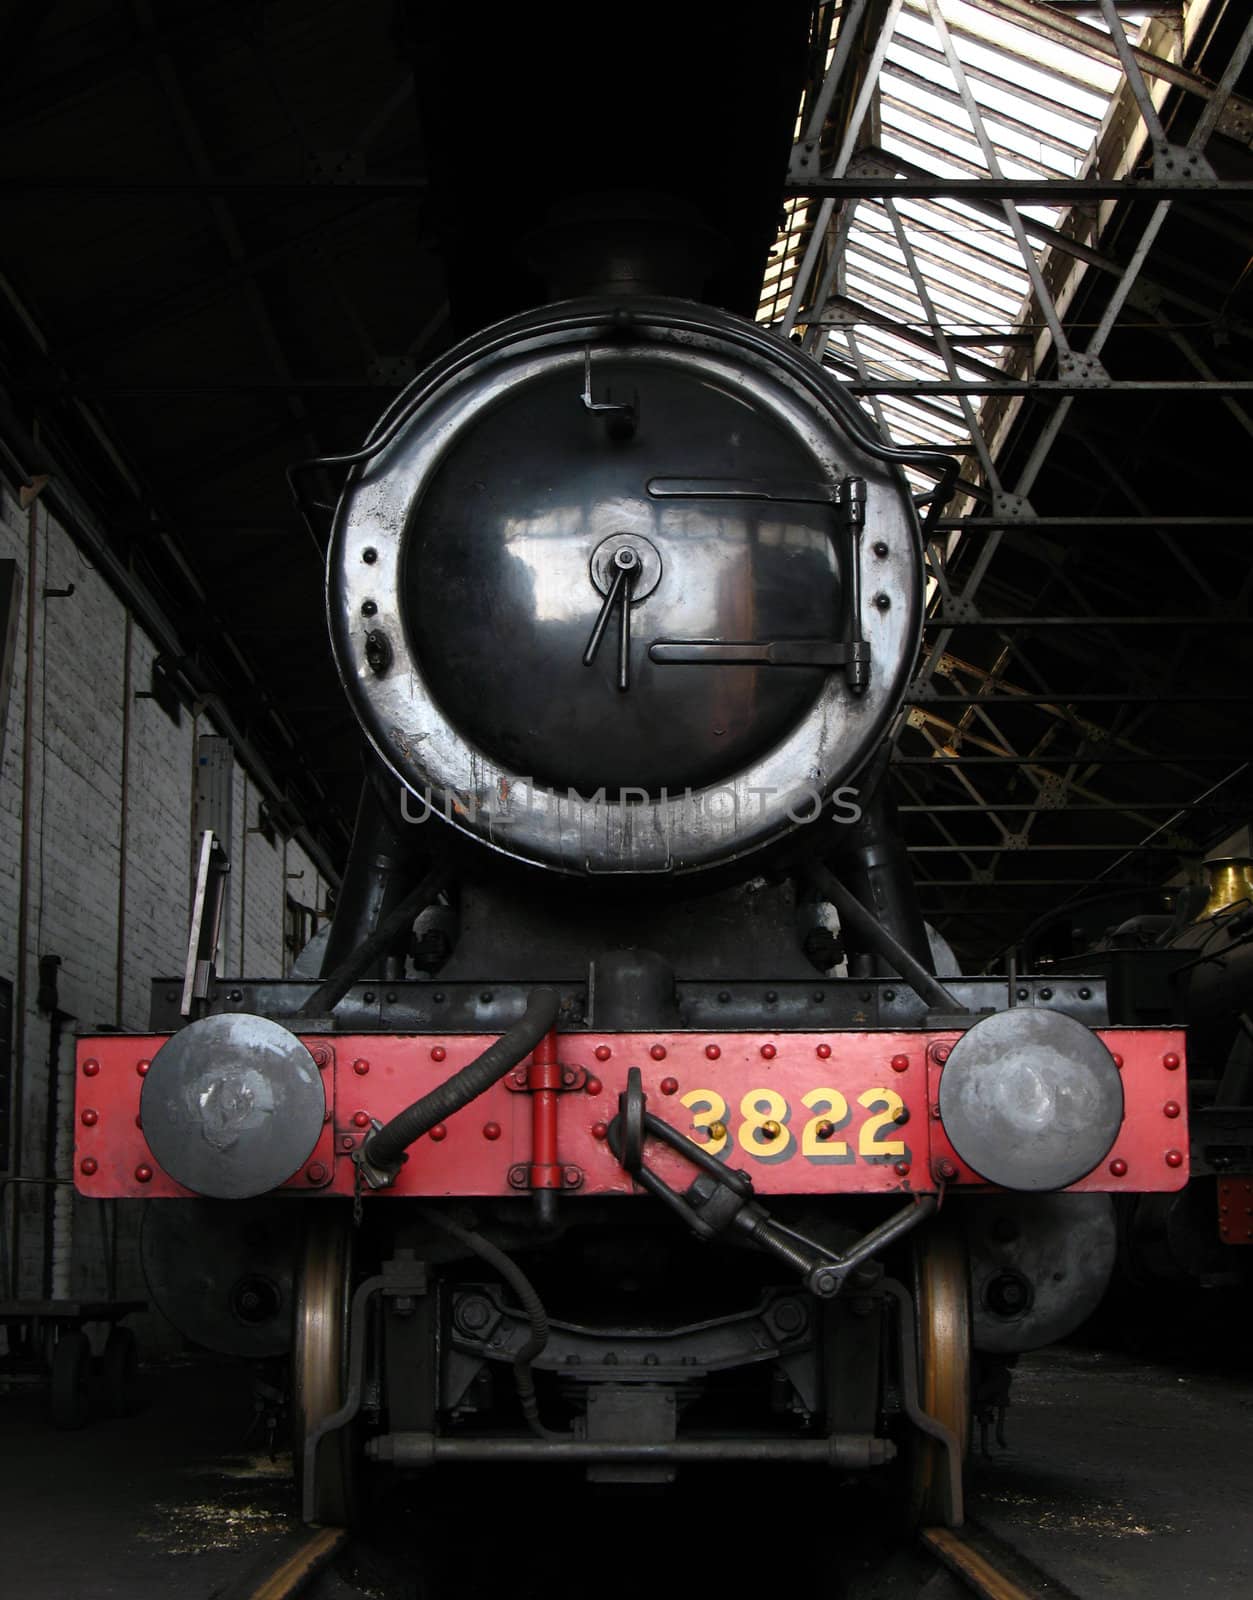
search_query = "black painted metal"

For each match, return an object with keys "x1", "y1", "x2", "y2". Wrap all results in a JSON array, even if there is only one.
[
  {"x1": 810, "y1": 863, "x2": 960, "y2": 1013},
  {"x1": 408, "y1": 359, "x2": 844, "y2": 794},
  {"x1": 139, "y1": 1198, "x2": 299, "y2": 1358},
  {"x1": 302, "y1": 860, "x2": 451, "y2": 1019},
  {"x1": 824, "y1": 762, "x2": 936, "y2": 973},
  {"x1": 449, "y1": 1281, "x2": 812, "y2": 1378},
  {"x1": 315, "y1": 770, "x2": 433, "y2": 983},
  {"x1": 963, "y1": 1193, "x2": 1117, "y2": 1354},
  {"x1": 590, "y1": 950, "x2": 681, "y2": 1029},
  {"x1": 366, "y1": 1434, "x2": 895, "y2": 1466},
  {"x1": 148, "y1": 974, "x2": 1110, "y2": 1033}
]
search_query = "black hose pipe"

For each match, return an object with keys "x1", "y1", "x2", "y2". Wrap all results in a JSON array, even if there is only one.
[
  {"x1": 417, "y1": 1206, "x2": 565, "y2": 1440},
  {"x1": 362, "y1": 987, "x2": 561, "y2": 1174}
]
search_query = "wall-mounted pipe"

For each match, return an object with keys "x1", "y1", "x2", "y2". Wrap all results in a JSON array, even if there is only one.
[
  {"x1": 8, "y1": 495, "x2": 38, "y2": 1294},
  {"x1": 115, "y1": 610, "x2": 132, "y2": 1025}
]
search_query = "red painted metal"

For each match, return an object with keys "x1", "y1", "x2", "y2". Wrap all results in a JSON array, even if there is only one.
[
  {"x1": 1218, "y1": 1177, "x2": 1253, "y2": 1245},
  {"x1": 73, "y1": 1027, "x2": 1189, "y2": 1201},
  {"x1": 528, "y1": 1028, "x2": 562, "y2": 1191},
  {"x1": 923, "y1": 1033, "x2": 1190, "y2": 1195}
]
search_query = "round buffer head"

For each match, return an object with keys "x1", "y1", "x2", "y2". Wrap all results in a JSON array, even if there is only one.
[
  {"x1": 937, "y1": 1008, "x2": 1124, "y2": 1192},
  {"x1": 140, "y1": 1013, "x2": 326, "y2": 1198}
]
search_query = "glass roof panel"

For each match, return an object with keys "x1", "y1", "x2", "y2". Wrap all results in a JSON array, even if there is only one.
[{"x1": 759, "y1": 1, "x2": 1154, "y2": 490}]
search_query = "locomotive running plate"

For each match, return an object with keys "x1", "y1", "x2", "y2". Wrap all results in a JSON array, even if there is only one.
[{"x1": 77, "y1": 1029, "x2": 1189, "y2": 1199}]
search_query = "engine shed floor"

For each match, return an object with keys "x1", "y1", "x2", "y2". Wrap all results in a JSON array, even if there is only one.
[
  {"x1": 963, "y1": 1340, "x2": 1253, "y2": 1598},
  {"x1": 0, "y1": 1337, "x2": 1247, "y2": 1598}
]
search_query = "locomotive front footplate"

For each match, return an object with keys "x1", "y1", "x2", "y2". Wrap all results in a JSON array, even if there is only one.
[{"x1": 75, "y1": 1026, "x2": 1189, "y2": 1200}]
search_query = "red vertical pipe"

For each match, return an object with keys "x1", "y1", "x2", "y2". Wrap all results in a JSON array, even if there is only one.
[{"x1": 528, "y1": 1027, "x2": 561, "y2": 1190}]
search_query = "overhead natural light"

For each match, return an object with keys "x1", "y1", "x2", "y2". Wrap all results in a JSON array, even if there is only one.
[{"x1": 760, "y1": 0, "x2": 1155, "y2": 467}]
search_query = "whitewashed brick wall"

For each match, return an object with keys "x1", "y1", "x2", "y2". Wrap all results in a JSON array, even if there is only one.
[{"x1": 0, "y1": 483, "x2": 330, "y2": 1340}]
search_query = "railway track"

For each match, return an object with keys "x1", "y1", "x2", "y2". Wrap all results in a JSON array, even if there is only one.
[
  {"x1": 921, "y1": 1523, "x2": 1082, "y2": 1599},
  {"x1": 210, "y1": 1518, "x2": 1078, "y2": 1600},
  {"x1": 209, "y1": 1526, "x2": 345, "y2": 1600}
]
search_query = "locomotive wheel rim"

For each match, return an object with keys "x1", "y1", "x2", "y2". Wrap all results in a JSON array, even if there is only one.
[
  {"x1": 293, "y1": 1209, "x2": 354, "y2": 1526},
  {"x1": 909, "y1": 1220, "x2": 971, "y2": 1528}
]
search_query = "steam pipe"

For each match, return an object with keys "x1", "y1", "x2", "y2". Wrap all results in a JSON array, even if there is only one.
[{"x1": 809, "y1": 863, "x2": 961, "y2": 1015}]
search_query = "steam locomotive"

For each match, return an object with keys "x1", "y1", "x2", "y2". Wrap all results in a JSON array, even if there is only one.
[
  {"x1": 1035, "y1": 857, "x2": 1253, "y2": 1295},
  {"x1": 74, "y1": 287, "x2": 1187, "y2": 1529}
]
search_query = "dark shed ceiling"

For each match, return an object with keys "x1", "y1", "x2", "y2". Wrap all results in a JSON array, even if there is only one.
[{"x1": 0, "y1": 0, "x2": 813, "y2": 878}]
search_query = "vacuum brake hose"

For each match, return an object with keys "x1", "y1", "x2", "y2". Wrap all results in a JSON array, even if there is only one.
[
  {"x1": 417, "y1": 1205, "x2": 565, "y2": 1439},
  {"x1": 362, "y1": 987, "x2": 561, "y2": 1174}
]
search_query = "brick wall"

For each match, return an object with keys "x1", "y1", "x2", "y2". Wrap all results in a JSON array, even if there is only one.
[{"x1": 0, "y1": 484, "x2": 330, "y2": 1336}]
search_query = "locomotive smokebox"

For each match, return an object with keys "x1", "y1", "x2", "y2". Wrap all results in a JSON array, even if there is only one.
[
  {"x1": 938, "y1": 1009, "x2": 1125, "y2": 1192},
  {"x1": 139, "y1": 1014, "x2": 326, "y2": 1199},
  {"x1": 327, "y1": 297, "x2": 926, "y2": 877}
]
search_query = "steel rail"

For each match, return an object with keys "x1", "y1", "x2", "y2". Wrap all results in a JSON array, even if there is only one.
[
  {"x1": 921, "y1": 1521, "x2": 1077, "y2": 1600},
  {"x1": 210, "y1": 1526, "x2": 347, "y2": 1600}
]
